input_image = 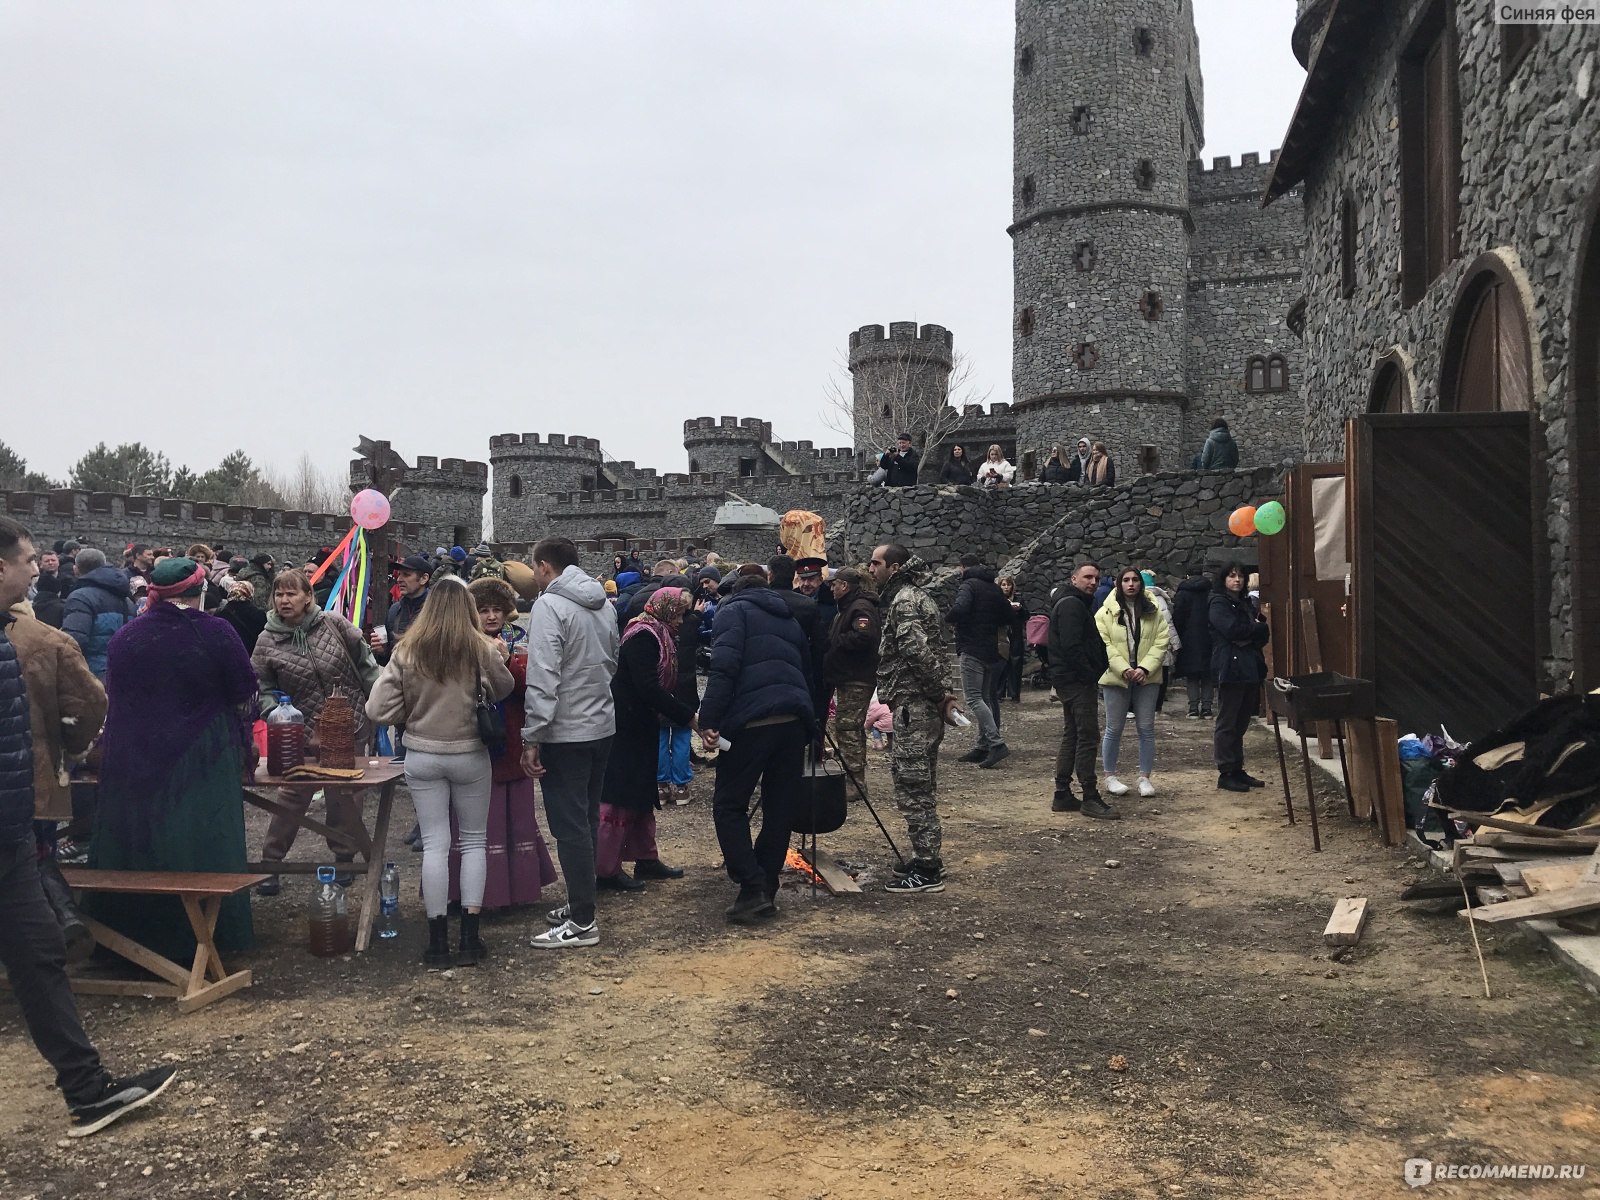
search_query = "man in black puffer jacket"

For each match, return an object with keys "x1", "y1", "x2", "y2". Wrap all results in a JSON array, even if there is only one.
[
  {"x1": 946, "y1": 554, "x2": 1014, "y2": 770},
  {"x1": 1047, "y1": 562, "x2": 1116, "y2": 820},
  {"x1": 697, "y1": 571, "x2": 815, "y2": 926},
  {"x1": 0, "y1": 516, "x2": 176, "y2": 1137}
]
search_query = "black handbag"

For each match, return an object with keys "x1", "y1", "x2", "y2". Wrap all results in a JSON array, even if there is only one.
[{"x1": 474, "y1": 666, "x2": 507, "y2": 755}]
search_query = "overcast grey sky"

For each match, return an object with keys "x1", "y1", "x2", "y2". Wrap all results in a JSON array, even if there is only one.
[{"x1": 1, "y1": 1, "x2": 1304, "y2": 488}]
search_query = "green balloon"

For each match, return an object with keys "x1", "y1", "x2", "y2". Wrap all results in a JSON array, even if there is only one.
[{"x1": 1255, "y1": 500, "x2": 1287, "y2": 536}]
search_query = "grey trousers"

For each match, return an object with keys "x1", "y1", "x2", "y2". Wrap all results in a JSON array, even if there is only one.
[{"x1": 958, "y1": 654, "x2": 1002, "y2": 750}]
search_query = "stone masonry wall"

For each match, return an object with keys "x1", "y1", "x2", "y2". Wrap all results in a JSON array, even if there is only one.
[
  {"x1": 5, "y1": 490, "x2": 422, "y2": 565},
  {"x1": 1290, "y1": 3, "x2": 1599, "y2": 684},
  {"x1": 1187, "y1": 153, "x2": 1306, "y2": 467}
]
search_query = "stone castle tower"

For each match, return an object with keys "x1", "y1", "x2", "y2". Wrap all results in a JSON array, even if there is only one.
[
  {"x1": 848, "y1": 322, "x2": 954, "y2": 457},
  {"x1": 1010, "y1": 0, "x2": 1205, "y2": 467}
]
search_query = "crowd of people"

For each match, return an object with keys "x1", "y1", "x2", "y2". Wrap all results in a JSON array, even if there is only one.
[
  {"x1": 1, "y1": 507, "x2": 1274, "y2": 1137},
  {"x1": 878, "y1": 418, "x2": 1242, "y2": 489}
]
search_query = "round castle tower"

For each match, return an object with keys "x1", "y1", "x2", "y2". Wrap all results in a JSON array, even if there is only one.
[
  {"x1": 1010, "y1": 0, "x2": 1203, "y2": 469},
  {"x1": 848, "y1": 322, "x2": 954, "y2": 459},
  {"x1": 488, "y1": 433, "x2": 604, "y2": 543},
  {"x1": 682, "y1": 417, "x2": 775, "y2": 477}
]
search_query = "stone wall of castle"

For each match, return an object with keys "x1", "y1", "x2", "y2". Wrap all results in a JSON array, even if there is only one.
[
  {"x1": 4, "y1": 490, "x2": 422, "y2": 565},
  {"x1": 1186, "y1": 152, "x2": 1306, "y2": 467}
]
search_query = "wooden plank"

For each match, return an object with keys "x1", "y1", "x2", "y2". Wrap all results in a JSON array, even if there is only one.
[
  {"x1": 1585, "y1": 844, "x2": 1600, "y2": 885},
  {"x1": 1323, "y1": 897, "x2": 1370, "y2": 946},
  {"x1": 1446, "y1": 811, "x2": 1600, "y2": 838},
  {"x1": 1345, "y1": 718, "x2": 1378, "y2": 820},
  {"x1": 1521, "y1": 863, "x2": 1590, "y2": 895},
  {"x1": 798, "y1": 849, "x2": 863, "y2": 895},
  {"x1": 1476, "y1": 831, "x2": 1600, "y2": 854},
  {"x1": 1373, "y1": 717, "x2": 1405, "y2": 847},
  {"x1": 1299, "y1": 598, "x2": 1334, "y2": 759},
  {"x1": 62, "y1": 868, "x2": 269, "y2": 897},
  {"x1": 1467, "y1": 885, "x2": 1600, "y2": 925}
]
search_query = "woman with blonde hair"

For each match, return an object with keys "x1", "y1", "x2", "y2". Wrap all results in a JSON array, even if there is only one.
[
  {"x1": 1085, "y1": 441, "x2": 1117, "y2": 486},
  {"x1": 367, "y1": 577, "x2": 514, "y2": 967},
  {"x1": 974, "y1": 444, "x2": 1017, "y2": 490}
]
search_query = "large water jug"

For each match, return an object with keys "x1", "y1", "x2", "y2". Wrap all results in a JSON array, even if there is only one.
[
  {"x1": 266, "y1": 693, "x2": 306, "y2": 776},
  {"x1": 308, "y1": 866, "x2": 353, "y2": 957}
]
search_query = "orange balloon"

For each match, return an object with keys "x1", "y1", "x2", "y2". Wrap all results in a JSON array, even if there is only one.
[{"x1": 1228, "y1": 506, "x2": 1258, "y2": 537}]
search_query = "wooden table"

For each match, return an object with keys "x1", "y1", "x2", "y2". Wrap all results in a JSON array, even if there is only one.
[
  {"x1": 60, "y1": 868, "x2": 268, "y2": 1013},
  {"x1": 244, "y1": 757, "x2": 407, "y2": 952}
]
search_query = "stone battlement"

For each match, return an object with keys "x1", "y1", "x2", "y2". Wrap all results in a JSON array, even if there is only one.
[
  {"x1": 682, "y1": 417, "x2": 774, "y2": 440},
  {"x1": 5, "y1": 488, "x2": 359, "y2": 529},
  {"x1": 547, "y1": 469, "x2": 866, "y2": 507},
  {"x1": 488, "y1": 432, "x2": 604, "y2": 455},
  {"x1": 1188, "y1": 150, "x2": 1285, "y2": 201},
  {"x1": 848, "y1": 322, "x2": 955, "y2": 365}
]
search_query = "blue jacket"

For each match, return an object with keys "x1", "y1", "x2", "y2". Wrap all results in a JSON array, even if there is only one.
[
  {"x1": 61, "y1": 566, "x2": 136, "y2": 679},
  {"x1": 697, "y1": 584, "x2": 815, "y2": 736},
  {"x1": 0, "y1": 617, "x2": 35, "y2": 842}
]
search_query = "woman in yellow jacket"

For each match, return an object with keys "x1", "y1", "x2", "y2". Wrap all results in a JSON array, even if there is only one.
[{"x1": 1095, "y1": 568, "x2": 1172, "y2": 798}]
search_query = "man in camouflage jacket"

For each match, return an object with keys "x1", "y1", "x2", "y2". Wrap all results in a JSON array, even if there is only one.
[
  {"x1": 468, "y1": 544, "x2": 506, "y2": 582},
  {"x1": 867, "y1": 544, "x2": 959, "y2": 894}
]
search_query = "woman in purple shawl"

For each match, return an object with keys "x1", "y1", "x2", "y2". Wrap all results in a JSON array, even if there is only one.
[
  {"x1": 595, "y1": 587, "x2": 694, "y2": 889},
  {"x1": 89, "y1": 557, "x2": 258, "y2": 959}
]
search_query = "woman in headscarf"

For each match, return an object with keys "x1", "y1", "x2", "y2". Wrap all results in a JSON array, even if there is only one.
[
  {"x1": 455, "y1": 577, "x2": 558, "y2": 910},
  {"x1": 89, "y1": 557, "x2": 259, "y2": 960},
  {"x1": 596, "y1": 587, "x2": 695, "y2": 889},
  {"x1": 250, "y1": 568, "x2": 381, "y2": 896}
]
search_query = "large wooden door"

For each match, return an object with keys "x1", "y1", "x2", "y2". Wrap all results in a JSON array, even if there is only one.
[{"x1": 1349, "y1": 413, "x2": 1538, "y2": 741}]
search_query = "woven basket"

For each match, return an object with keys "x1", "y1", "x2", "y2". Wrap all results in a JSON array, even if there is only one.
[{"x1": 317, "y1": 692, "x2": 357, "y2": 770}]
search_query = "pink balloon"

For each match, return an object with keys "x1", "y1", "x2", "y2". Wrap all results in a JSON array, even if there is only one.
[{"x1": 350, "y1": 489, "x2": 391, "y2": 530}]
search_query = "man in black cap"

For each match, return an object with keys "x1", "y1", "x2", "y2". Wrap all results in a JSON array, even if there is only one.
[{"x1": 373, "y1": 554, "x2": 430, "y2": 664}]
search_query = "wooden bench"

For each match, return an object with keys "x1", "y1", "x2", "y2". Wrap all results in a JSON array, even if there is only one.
[{"x1": 60, "y1": 868, "x2": 268, "y2": 1014}]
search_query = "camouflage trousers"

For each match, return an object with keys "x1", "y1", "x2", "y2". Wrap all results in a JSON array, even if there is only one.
[
  {"x1": 889, "y1": 698, "x2": 945, "y2": 866},
  {"x1": 829, "y1": 682, "x2": 872, "y2": 803}
]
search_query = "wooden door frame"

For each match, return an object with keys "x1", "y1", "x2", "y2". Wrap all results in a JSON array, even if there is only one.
[{"x1": 1572, "y1": 174, "x2": 1600, "y2": 689}]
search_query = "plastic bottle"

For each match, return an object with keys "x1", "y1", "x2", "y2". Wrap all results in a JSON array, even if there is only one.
[
  {"x1": 309, "y1": 866, "x2": 349, "y2": 957},
  {"x1": 266, "y1": 693, "x2": 307, "y2": 776},
  {"x1": 378, "y1": 862, "x2": 400, "y2": 940}
]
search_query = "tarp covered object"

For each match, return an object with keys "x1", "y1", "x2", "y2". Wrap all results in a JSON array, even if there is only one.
[
  {"x1": 1433, "y1": 689, "x2": 1600, "y2": 830},
  {"x1": 779, "y1": 510, "x2": 826, "y2": 561}
]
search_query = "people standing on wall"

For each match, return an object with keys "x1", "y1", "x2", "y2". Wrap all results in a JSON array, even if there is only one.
[
  {"x1": 1171, "y1": 565, "x2": 1216, "y2": 718},
  {"x1": 0, "y1": 516, "x2": 178, "y2": 1138},
  {"x1": 868, "y1": 544, "x2": 961, "y2": 894},
  {"x1": 1095, "y1": 568, "x2": 1171, "y2": 800},
  {"x1": 1039, "y1": 447, "x2": 1073, "y2": 483},
  {"x1": 1209, "y1": 563, "x2": 1271, "y2": 794},
  {"x1": 939, "y1": 445, "x2": 976, "y2": 485},
  {"x1": 1084, "y1": 441, "x2": 1116, "y2": 486},
  {"x1": 996, "y1": 576, "x2": 1029, "y2": 704},
  {"x1": 945, "y1": 554, "x2": 1011, "y2": 770},
  {"x1": 823, "y1": 567, "x2": 880, "y2": 800},
  {"x1": 1047, "y1": 562, "x2": 1115, "y2": 818},
  {"x1": 1064, "y1": 438, "x2": 1093, "y2": 484},
  {"x1": 878, "y1": 433, "x2": 922, "y2": 488},
  {"x1": 698, "y1": 566, "x2": 814, "y2": 924},
  {"x1": 599, "y1": 586, "x2": 694, "y2": 891},
  {"x1": 366, "y1": 577, "x2": 515, "y2": 967},
  {"x1": 974, "y1": 445, "x2": 1017, "y2": 490},
  {"x1": 521, "y1": 537, "x2": 620, "y2": 950},
  {"x1": 1197, "y1": 418, "x2": 1241, "y2": 470}
]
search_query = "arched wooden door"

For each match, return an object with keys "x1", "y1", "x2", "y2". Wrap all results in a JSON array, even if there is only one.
[
  {"x1": 1440, "y1": 258, "x2": 1533, "y2": 413},
  {"x1": 1573, "y1": 194, "x2": 1600, "y2": 688},
  {"x1": 1369, "y1": 358, "x2": 1410, "y2": 414}
]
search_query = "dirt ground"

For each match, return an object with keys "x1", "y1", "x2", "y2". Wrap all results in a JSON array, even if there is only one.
[{"x1": 3, "y1": 692, "x2": 1599, "y2": 1200}]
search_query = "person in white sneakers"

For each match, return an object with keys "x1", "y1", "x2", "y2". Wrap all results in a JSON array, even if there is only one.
[
  {"x1": 1094, "y1": 567, "x2": 1171, "y2": 799},
  {"x1": 520, "y1": 538, "x2": 620, "y2": 949}
]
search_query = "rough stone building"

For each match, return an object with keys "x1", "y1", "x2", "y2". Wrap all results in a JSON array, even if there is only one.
[
  {"x1": 1266, "y1": 0, "x2": 1600, "y2": 690},
  {"x1": 1009, "y1": 0, "x2": 1306, "y2": 471}
]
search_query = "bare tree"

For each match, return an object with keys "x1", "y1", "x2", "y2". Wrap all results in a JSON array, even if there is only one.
[
  {"x1": 820, "y1": 347, "x2": 990, "y2": 480},
  {"x1": 262, "y1": 453, "x2": 351, "y2": 514}
]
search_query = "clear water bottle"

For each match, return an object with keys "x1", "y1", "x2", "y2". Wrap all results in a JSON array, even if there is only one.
[
  {"x1": 378, "y1": 861, "x2": 400, "y2": 940},
  {"x1": 266, "y1": 692, "x2": 307, "y2": 776},
  {"x1": 308, "y1": 866, "x2": 348, "y2": 957}
]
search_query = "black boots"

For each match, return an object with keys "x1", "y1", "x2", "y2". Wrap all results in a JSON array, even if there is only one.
[
  {"x1": 1217, "y1": 771, "x2": 1252, "y2": 793},
  {"x1": 456, "y1": 911, "x2": 487, "y2": 967},
  {"x1": 39, "y1": 857, "x2": 94, "y2": 964},
  {"x1": 597, "y1": 871, "x2": 646, "y2": 891},
  {"x1": 1080, "y1": 793, "x2": 1121, "y2": 820},
  {"x1": 1051, "y1": 789, "x2": 1081, "y2": 813},
  {"x1": 726, "y1": 885, "x2": 772, "y2": 925},
  {"x1": 633, "y1": 858, "x2": 684, "y2": 880},
  {"x1": 423, "y1": 915, "x2": 452, "y2": 966}
]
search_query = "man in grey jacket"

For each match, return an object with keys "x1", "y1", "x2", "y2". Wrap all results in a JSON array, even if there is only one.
[{"x1": 520, "y1": 537, "x2": 620, "y2": 949}]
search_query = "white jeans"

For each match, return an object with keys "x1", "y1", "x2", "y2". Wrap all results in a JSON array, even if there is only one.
[{"x1": 405, "y1": 749, "x2": 493, "y2": 917}]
